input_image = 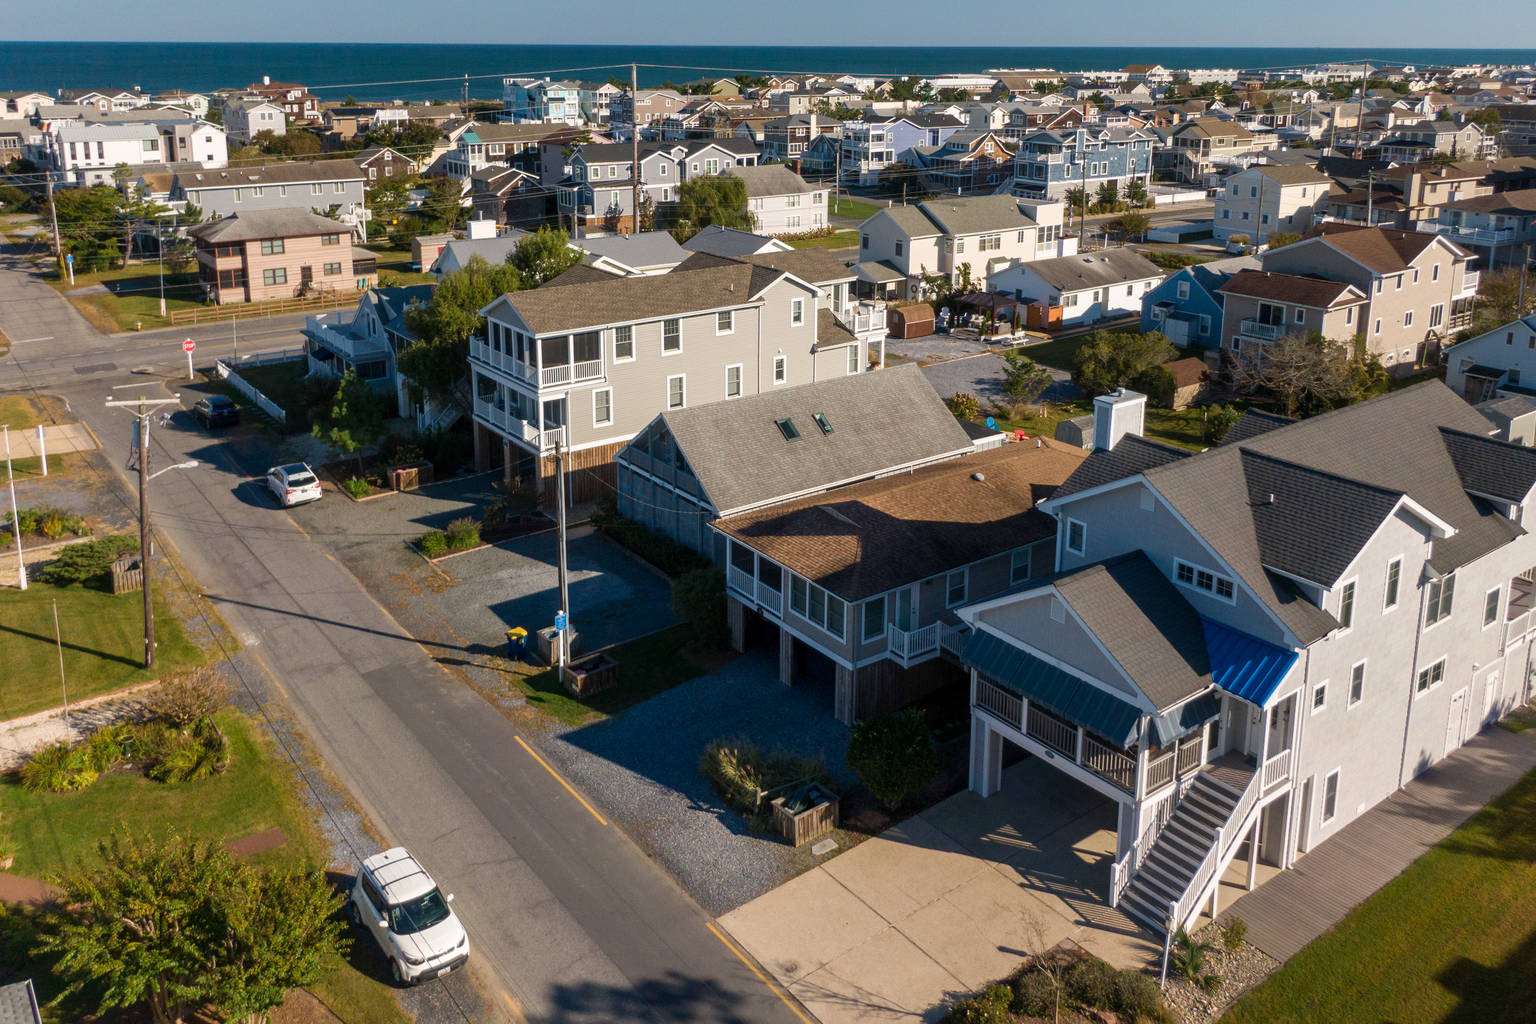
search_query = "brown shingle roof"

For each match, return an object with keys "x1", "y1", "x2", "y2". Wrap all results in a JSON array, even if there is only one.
[
  {"x1": 715, "y1": 440, "x2": 1087, "y2": 600},
  {"x1": 1254, "y1": 164, "x2": 1334, "y2": 186},
  {"x1": 178, "y1": 159, "x2": 363, "y2": 188},
  {"x1": 1300, "y1": 223, "x2": 1453, "y2": 274},
  {"x1": 1217, "y1": 269, "x2": 1366, "y2": 308}
]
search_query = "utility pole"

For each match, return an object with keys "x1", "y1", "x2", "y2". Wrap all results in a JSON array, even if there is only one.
[
  {"x1": 1519, "y1": 244, "x2": 1531, "y2": 316},
  {"x1": 45, "y1": 173, "x2": 63, "y2": 275},
  {"x1": 553, "y1": 437, "x2": 571, "y2": 670},
  {"x1": 1352, "y1": 62, "x2": 1370, "y2": 160},
  {"x1": 105, "y1": 393, "x2": 182, "y2": 669},
  {"x1": 833, "y1": 136, "x2": 842, "y2": 217},
  {"x1": 1079, "y1": 128, "x2": 1089, "y2": 242},
  {"x1": 630, "y1": 61, "x2": 641, "y2": 235},
  {"x1": 4, "y1": 425, "x2": 25, "y2": 591}
]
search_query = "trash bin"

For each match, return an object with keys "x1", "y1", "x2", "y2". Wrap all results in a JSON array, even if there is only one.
[{"x1": 506, "y1": 627, "x2": 528, "y2": 659}]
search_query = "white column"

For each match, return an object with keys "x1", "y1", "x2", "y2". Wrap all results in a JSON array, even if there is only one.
[
  {"x1": 1247, "y1": 812, "x2": 1260, "y2": 890},
  {"x1": 969, "y1": 714, "x2": 1003, "y2": 797}
]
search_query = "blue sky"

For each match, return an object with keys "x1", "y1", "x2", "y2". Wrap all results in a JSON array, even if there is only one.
[{"x1": 8, "y1": 0, "x2": 1535, "y2": 47}]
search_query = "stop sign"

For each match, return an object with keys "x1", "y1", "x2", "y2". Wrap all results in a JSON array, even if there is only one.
[{"x1": 182, "y1": 338, "x2": 196, "y2": 352}]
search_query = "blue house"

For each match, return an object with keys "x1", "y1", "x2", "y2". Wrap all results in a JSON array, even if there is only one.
[
  {"x1": 1012, "y1": 125, "x2": 1157, "y2": 200},
  {"x1": 1140, "y1": 255, "x2": 1259, "y2": 348}
]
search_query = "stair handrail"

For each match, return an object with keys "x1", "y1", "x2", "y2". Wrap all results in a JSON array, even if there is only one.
[{"x1": 1165, "y1": 767, "x2": 1264, "y2": 942}]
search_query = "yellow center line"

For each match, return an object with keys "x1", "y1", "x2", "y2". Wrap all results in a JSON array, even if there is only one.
[
  {"x1": 500, "y1": 989, "x2": 528, "y2": 1024},
  {"x1": 513, "y1": 735, "x2": 608, "y2": 825},
  {"x1": 706, "y1": 921, "x2": 818, "y2": 1024}
]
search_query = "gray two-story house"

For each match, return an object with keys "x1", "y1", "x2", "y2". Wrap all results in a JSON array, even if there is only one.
[
  {"x1": 469, "y1": 250, "x2": 867, "y2": 504},
  {"x1": 173, "y1": 159, "x2": 368, "y2": 238},
  {"x1": 960, "y1": 383, "x2": 1536, "y2": 943},
  {"x1": 554, "y1": 139, "x2": 760, "y2": 232}
]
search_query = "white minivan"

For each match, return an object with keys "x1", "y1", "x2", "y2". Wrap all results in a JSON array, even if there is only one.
[{"x1": 349, "y1": 847, "x2": 469, "y2": 985}]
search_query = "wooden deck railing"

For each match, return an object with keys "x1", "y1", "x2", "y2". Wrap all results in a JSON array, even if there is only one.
[{"x1": 169, "y1": 291, "x2": 358, "y2": 325}]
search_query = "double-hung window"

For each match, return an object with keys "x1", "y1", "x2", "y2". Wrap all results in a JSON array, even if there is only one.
[
  {"x1": 773, "y1": 355, "x2": 786, "y2": 384},
  {"x1": 725, "y1": 364, "x2": 742, "y2": 398},
  {"x1": 1485, "y1": 587, "x2": 1501, "y2": 627},
  {"x1": 791, "y1": 298, "x2": 804, "y2": 325},
  {"x1": 716, "y1": 310, "x2": 733, "y2": 334},
  {"x1": 262, "y1": 267, "x2": 287, "y2": 286},
  {"x1": 666, "y1": 374, "x2": 685, "y2": 409},
  {"x1": 260, "y1": 238, "x2": 285, "y2": 255},
  {"x1": 1425, "y1": 573, "x2": 1455, "y2": 626},
  {"x1": 1348, "y1": 661, "x2": 1365, "y2": 707},
  {"x1": 1417, "y1": 658, "x2": 1446, "y2": 694},
  {"x1": 946, "y1": 569, "x2": 967, "y2": 608},
  {"x1": 1010, "y1": 548, "x2": 1030, "y2": 584},
  {"x1": 1322, "y1": 770, "x2": 1339, "y2": 823},
  {"x1": 862, "y1": 596, "x2": 886, "y2": 642},
  {"x1": 1066, "y1": 519, "x2": 1086, "y2": 555},
  {"x1": 613, "y1": 325, "x2": 634, "y2": 361},
  {"x1": 1384, "y1": 558, "x2": 1401, "y2": 610},
  {"x1": 1338, "y1": 580, "x2": 1356, "y2": 630},
  {"x1": 593, "y1": 388, "x2": 612, "y2": 426},
  {"x1": 662, "y1": 319, "x2": 680, "y2": 353}
]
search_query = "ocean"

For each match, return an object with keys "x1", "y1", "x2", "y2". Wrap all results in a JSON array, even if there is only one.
[{"x1": 2, "y1": 42, "x2": 1536, "y2": 103}]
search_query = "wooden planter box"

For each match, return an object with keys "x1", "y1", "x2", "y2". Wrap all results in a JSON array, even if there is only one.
[
  {"x1": 771, "y1": 784, "x2": 840, "y2": 847},
  {"x1": 110, "y1": 554, "x2": 144, "y2": 594},
  {"x1": 562, "y1": 652, "x2": 619, "y2": 698},
  {"x1": 390, "y1": 461, "x2": 435, "y2": 491}
]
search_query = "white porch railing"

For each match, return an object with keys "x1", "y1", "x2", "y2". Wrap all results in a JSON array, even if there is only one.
[
  {"x1": 1457, "y1": 269, "x2": 1481, "y2": 297},
  {"x1": 1146, "y1": 750, "x2": 1176, "y2": 793},
  {"x1": 887, "y1": 622, "x2": 939, "y2": 663},
  {"x1": 1082, "y1": 733, "x2": 1136, "y2": 793},
  {"x1": 727, "y1": 564, "x2": 754, "y2": 598},
  {"x1": 1262, "y1": 747, "x2": 1293, "y2": 790},
  {"x1": 1239, "y1": 318, "x2": 1285, "y2": 341},
  {"x1": 469, "y1": 337, "x2": 535, "y2": 382},
  {"x1": 1026, "y1": 704, "x2": 1077, "y2": 758},
  {"x1": 1175, "y1": 734, "x2": 1204, "y2": 777},
  {"x1": 757, "y1": 580, "x2": 782, "y2": 614},
  {"x1": 1111, "y1": 783, "x2": 1184, "y2": 907},
  {"x1": 939, "y1": 622, "x2": 968, "y2": 656},
  {"x1": 540, "y1": 359, "x2": 603, "y2": 388},
  {"x1": 976, "y1": 677, "x2": 1023, "y2": 730}
]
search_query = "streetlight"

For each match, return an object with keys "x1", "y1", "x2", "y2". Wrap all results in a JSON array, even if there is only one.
[{"x1": 149, "y1": 459, "x2": 199, "y2": 480}]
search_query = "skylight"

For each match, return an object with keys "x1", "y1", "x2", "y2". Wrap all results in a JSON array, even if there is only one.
[
  {"x1": 775, "y1": 417, "x2": 800, "y2": 441},
  {"x1": 813, "y1": 412, "x2": 833, "y2": 435}
]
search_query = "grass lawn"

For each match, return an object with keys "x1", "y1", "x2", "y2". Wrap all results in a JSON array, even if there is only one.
[
  {"x1": 987, "y1": 399, "x2": 1092, "y2": 442},
  {"x1": 0, "y1": 709, "x2": 409, "y2": 1024},
  {"x1": 213, "y1": 359, "x2": 316, "y2": 432},
  {"x1": 0, "y1": 584, "x2": 207, "y2": 720},
  {"x1": 0, "y1": 394, "x2": 91, "y2": 478},
  {"x1": 1221, "y1": 763, "x2": 1536, "y2": 1024},
  {"x1": 50, "y1": 264, "x2": 205, "y2": 333},
  {"x1": 1500, "y1": 705, "x2": 1536, "y2": 733},
  {"x1": 789, "y1": 229, "x2": 860, "y2": 250},
  {"x1": 508, "y1": 624, "x2": 730, "y2": 726},
  {"x1": 1015, "y1": 332, "x2": 1098, "y2": 371},
  {"x1": 984, "y1": 402, "x2": 1228, "y2": 452},
  {"x1": 365, "y1": 246, "x2": 436, "y2": 286},
  {"x1": 829, "y1": 195, "x2": 883, "y2": 221}
]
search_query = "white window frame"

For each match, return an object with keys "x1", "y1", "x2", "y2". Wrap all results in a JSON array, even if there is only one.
[
  {"x1": 772, "y1": 355, "x2": 786, "y2": 384},
  {"x1": 1484, "y1": 586, "x2": 1501, "y2": 629},
  {"x1": 1312, "y1": 680, "x2": 1328, "y2": 715},
  {"x1": 946, "y1": 569, "x2": 968, "y2": 608},
  {"x1": 791, "y1": 298, "x2": 805, "y2": 326},
  {"x1": 592, "y1": 387, "x2": 613, "y2": 427},
  {"x1": 862, "y1": 594, "x2": 886, "y2": 643},
  {"x1": 847, "y1": 345, "x2": 860, "y2": 375},
  {"x1": 666, "y1": 373, "x2": 685, "y2": 410},
  {"x1": 1321, "y1": 769, "x2": 1340, "y2": 824},
  {"x1": 1066, "y1": 518, "x2": 1086, "y2": 556},
  {"x1": 1425, "y1": 572, "x2": 1455, "y2": 628},
  {"x1": 1416, "y1": 657, "x2": 1446, "y2": 696},
  {"x1": 1010, "y1": 547, "x2": 1030, "y2": 585},
  {"x1": 662, "y1": 318, "x2": 681, "y2": 354},
  {"x1": 1337, "y1": 578, "x2": 1357, "y2": 632},
  {"x1": 1348, "y1": 660, "x2": 1366, "y2": 708},
  {"x1": 1383, "y1": 556, "x2": 1402, "y2": 611},
  {"x1": 1172, "y1": 557, "x2": 1237, "y2": 604},
  {"x1": 725, "y1": 363, "x2": 742, "y2": 399},
  {"x1": 612, "y1": 324, "x2": 634, "y2": 362},
  {"x1": 716, "y1": 310, "x2": 734, "y2": 335}
]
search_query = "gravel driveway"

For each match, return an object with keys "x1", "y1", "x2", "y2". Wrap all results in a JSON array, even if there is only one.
[
  {"x1": 540, "y1": 652, "x2": 857, "y2": 917},
  {"x1": 919, "y1": 351, "x2": 1079, "y2": 407}
]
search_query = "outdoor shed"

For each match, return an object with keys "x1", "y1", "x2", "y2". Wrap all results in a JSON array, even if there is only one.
[{"x1": 887, "y1": 303, "x2": 935, "y2": 339}]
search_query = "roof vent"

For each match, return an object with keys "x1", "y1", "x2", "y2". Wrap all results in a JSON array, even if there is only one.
[
  {"x1": 972, "y1": 471, "x2": 986, "y2": 482},
  {"x1": 1267, "y1": 493, "x2": 1276, "y2": 504}
]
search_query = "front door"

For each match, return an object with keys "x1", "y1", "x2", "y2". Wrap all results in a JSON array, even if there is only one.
[
  {"x1": 893, "y1": 587, "x2": 916, "y2": 631},
  {"x1": 1483, "y1": 670, "x2": 1502, "y2": 726},
  {"x1": 1445, "y1": 687, "x2": 1469, "y2": 757}
]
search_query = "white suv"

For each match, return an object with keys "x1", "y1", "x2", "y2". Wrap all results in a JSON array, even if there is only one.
[
  {"x1": 349, "y1": 848, "x2": 469, "y2": 985},
  {"x1": 266, "y1": 463, "x2": 322, "y2": 507}
]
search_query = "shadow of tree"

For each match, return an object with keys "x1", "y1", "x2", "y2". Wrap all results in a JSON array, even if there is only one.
[{"x1": 545, "y1": 970, "x2": 755, "y2": 1024}]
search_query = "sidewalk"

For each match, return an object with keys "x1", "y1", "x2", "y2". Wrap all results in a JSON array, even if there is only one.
[
  {"x1": 1223, "y1": 721, "x2": 1536, "y2": 961},
  {"x1": 1, "y1": 422, "x2": 98, "y2": 459}
]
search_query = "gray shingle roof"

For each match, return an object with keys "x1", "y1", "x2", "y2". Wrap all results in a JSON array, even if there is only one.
[
  {"x1": 1220, "y1": 409, "x2": 1296, "y2": 446},
  {"x1": 1052, "y1": 434, "x2": 1191, "y2": 500},
  {"x1": 724, "y1": 164, "x2": 815, "y2": 197},
  {"x1": 1022, "y1": 249, "x2": 1164, "y2": 292},
  {"x1": 188, "y1": 208, "x2": 347, "y2": 242},
  {"x1": 1053, "y1": 552, "x2": 1213, "y2": 711},
  {"x1": 177, "y1": 159, "x2": 363, "y2": 188},
  {"x1": 917, "y1": 194, "x2": 1037, "y2": 236},
  {"x1": 1440, "y1": 427, "x2": 1536, "y2": 503},
  {"x1": 682, "y1": 225, "x2": 781, "y2": 257},
  {"x1": 733, "y1": 249, "x2": 855, "y2": 286},
  {"x1": 657, "y1": 363, "x2": 976, "y2": 516},
  {"x1": 577, "y1": 230, "x2": 687, "y2": 269},
  {"x1": 0, "y1": 981, "x2": 40, "y2": 1024}
]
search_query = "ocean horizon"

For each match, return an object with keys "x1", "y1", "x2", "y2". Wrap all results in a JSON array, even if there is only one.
[{"x1": 3, "y1": 42, "x2": 1535, "y2": 102}]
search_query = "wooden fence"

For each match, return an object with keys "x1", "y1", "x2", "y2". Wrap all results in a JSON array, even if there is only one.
[{"x1": 168, "y1": 292, "x2": 357, "y2": 326}]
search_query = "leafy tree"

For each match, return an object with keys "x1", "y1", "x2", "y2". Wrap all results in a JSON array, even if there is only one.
[
  {"x1": 52, "y1": 185, "x2": 123, "y2": 271},
  {"x1": 671, "y1": 174, "x2": 753, "y2": 241},
  {"x1": 814, "y1": 101, "x2": 864, "y2": 122},
  {"x1": 672, "y1": 567, "x2": 727, "y2": 649},
  {"x1": 1070, "y1": 330, "x2": 1176, "y2": 398},
  {"x1": 878, "y1": 160, "x2": 914, "y2": 196},
  {"x1": 999, "y1": 350, "x2": 1053, "y2": 404},
  {"x1": 1468, "y1": 108, "x2": 1503, "y2": 134},
  {"x1": 1125, "y1": 177, "x2": 1148, "y2": 208},
  {"x1": 1095, "y1": 179, "x2": 1120, "y2": 211},
  {"x1": 1033, "y1": 80, "x2": 1062, "y2": 95},
  {"x1": 312, "y1": 367, "x2": 385, "y2": 474},
  {"x1": 637, "y1": 192, "x2": 658, "y2": 232},
  {"x1": 366, "y1": 174, "x2": 413, "y2": 227},
  {"x1": 887, "y1": 76, "x2": 933, "y2": 102},
  {"x1": 1465, "y1": 268, "x2": 1536, "y2": 337},
  {"x1": 1133, "y1": 363, "x2": 1177, "y2": 408},
  {"x1": 417, "y1": 174, "x2": 468, "y2": 234},
  {"x1": 1113, "y1": 211, "x2": 1150, "y2": 241},
  {"x1": 509, "y1": 225, "x2": 582, "y2": 286},
  {"x1": 946, "y1": 392, "x2": 980, "y2": 420},
  {"x1": 1087, "y1": 91, "x2": 1110, "y2": 110},
  {"x1": 1265, "y1": 231, "x2": 1302, "y2": 249},
  {"x1": 1227, "y1": 332, "x2": 1362, "y2": 416},
  {"x1": 1204, "y1": 403, "x2": 1242, "y2": 442},
  {"x1": 400, "y1": 254, "x2": 523, "y2": 406},
  {"x1": 1063, "y1": 186, "x2": 1088, "y2": 224},
  {"x1": 38, "y1": 828, "x2": 346, "y2": 1024},
  {"x1": 847, "y1": 709, "x2": 940, "y2": 809},
  {"x1": 937, "y1": 87, "x2": 971, "y2": 102}
]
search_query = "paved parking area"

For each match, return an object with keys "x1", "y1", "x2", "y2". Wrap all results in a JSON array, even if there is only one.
[
  {"x1": 720, "y1": 758, "x2": 1158, "y2": 1024},
  {"x1": 543, "y1": 652, "x2": 858, "y2": 917}
]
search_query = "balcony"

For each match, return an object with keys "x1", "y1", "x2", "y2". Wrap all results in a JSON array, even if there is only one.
[
  {"x1": 470, "y1": 397, "x2": 564, "y2": 452},
  {"x1": 1239, "y1": 318, "x2": 1286, "y2": 341},
  {"x1": 1458, "y1": 269, "x2": 1481, "y2": 297},
  {"x1": 727, "y1": 562, "x2": 783, "y2": 615},
  {"x1": 974, "y1": 677, "x2": 1139, "y2": 795},
  {"x1": 540, "y1": 359, "x2": 604, "y2": 387},
  {"x1": 1261, "y1": 747, "x2": 1293, "y2": 790},
  {"x1": 469, "y1": 337, "x2": 604, "y2": 389},
  {"x1": 1421, "y1": 222, "x2": 1519, "y2": 248},
  {"x1": 305, "y1": 312, "x2": 388, "y2": 362},
  {"x1": 469, "y1": 336, "x2": 534, "y2": 383},
  {"x1": 834, "y1": 301, "x2": 887, "y2": 340},
  {"x1": 887, "y1": 622, "x2": 939, "y2": 666}
]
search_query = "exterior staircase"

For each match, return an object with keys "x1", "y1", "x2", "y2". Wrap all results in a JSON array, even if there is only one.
[{"x1": 1118, "y1": 759, "x2": 1255, "y2": 936}]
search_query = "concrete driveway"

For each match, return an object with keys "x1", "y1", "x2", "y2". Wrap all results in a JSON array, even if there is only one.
[{"x1": 720, "y1": 758, "x2": 1159, "y2": 1024}]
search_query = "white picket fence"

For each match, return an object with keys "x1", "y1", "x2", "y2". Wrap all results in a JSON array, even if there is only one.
[{"x1": 214, "y1": 349, "x2": 305, "y2": 425}]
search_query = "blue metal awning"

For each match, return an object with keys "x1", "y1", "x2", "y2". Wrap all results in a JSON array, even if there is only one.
[
  {"x1": 962, "y1": 629, "x2": 1143, "y2": 748},
  {"x1": 1202, "y1": 619, "x2": 1298, "y2": 706},
  {"x1": 1150, "y1": 690, "x2": 1223, "y2": 746}
]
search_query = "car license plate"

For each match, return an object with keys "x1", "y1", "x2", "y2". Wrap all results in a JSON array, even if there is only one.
[{"x1": 439, "y1": 962, "x2": 455, "y2": 977}]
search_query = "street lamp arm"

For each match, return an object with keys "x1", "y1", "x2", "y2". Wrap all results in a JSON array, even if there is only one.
[{"x1": 147, "y1": 460, "x2": 199, "y2": 480}]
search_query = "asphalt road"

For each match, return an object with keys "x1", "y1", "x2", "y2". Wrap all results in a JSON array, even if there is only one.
[{"x1": 0, "y1": 242, "x2": 810, "y2": 1024}]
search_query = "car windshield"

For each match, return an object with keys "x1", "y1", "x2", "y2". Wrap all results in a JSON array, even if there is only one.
[
  {"x1": 286, "y1": 473, "x2": 316, "y2": 486},
  {"x1": 388, "y1": 888, "x2": 452, "y2": 935},
  {"x1": 210, "y1": 397, "x2": 234, "y2": 409}
]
